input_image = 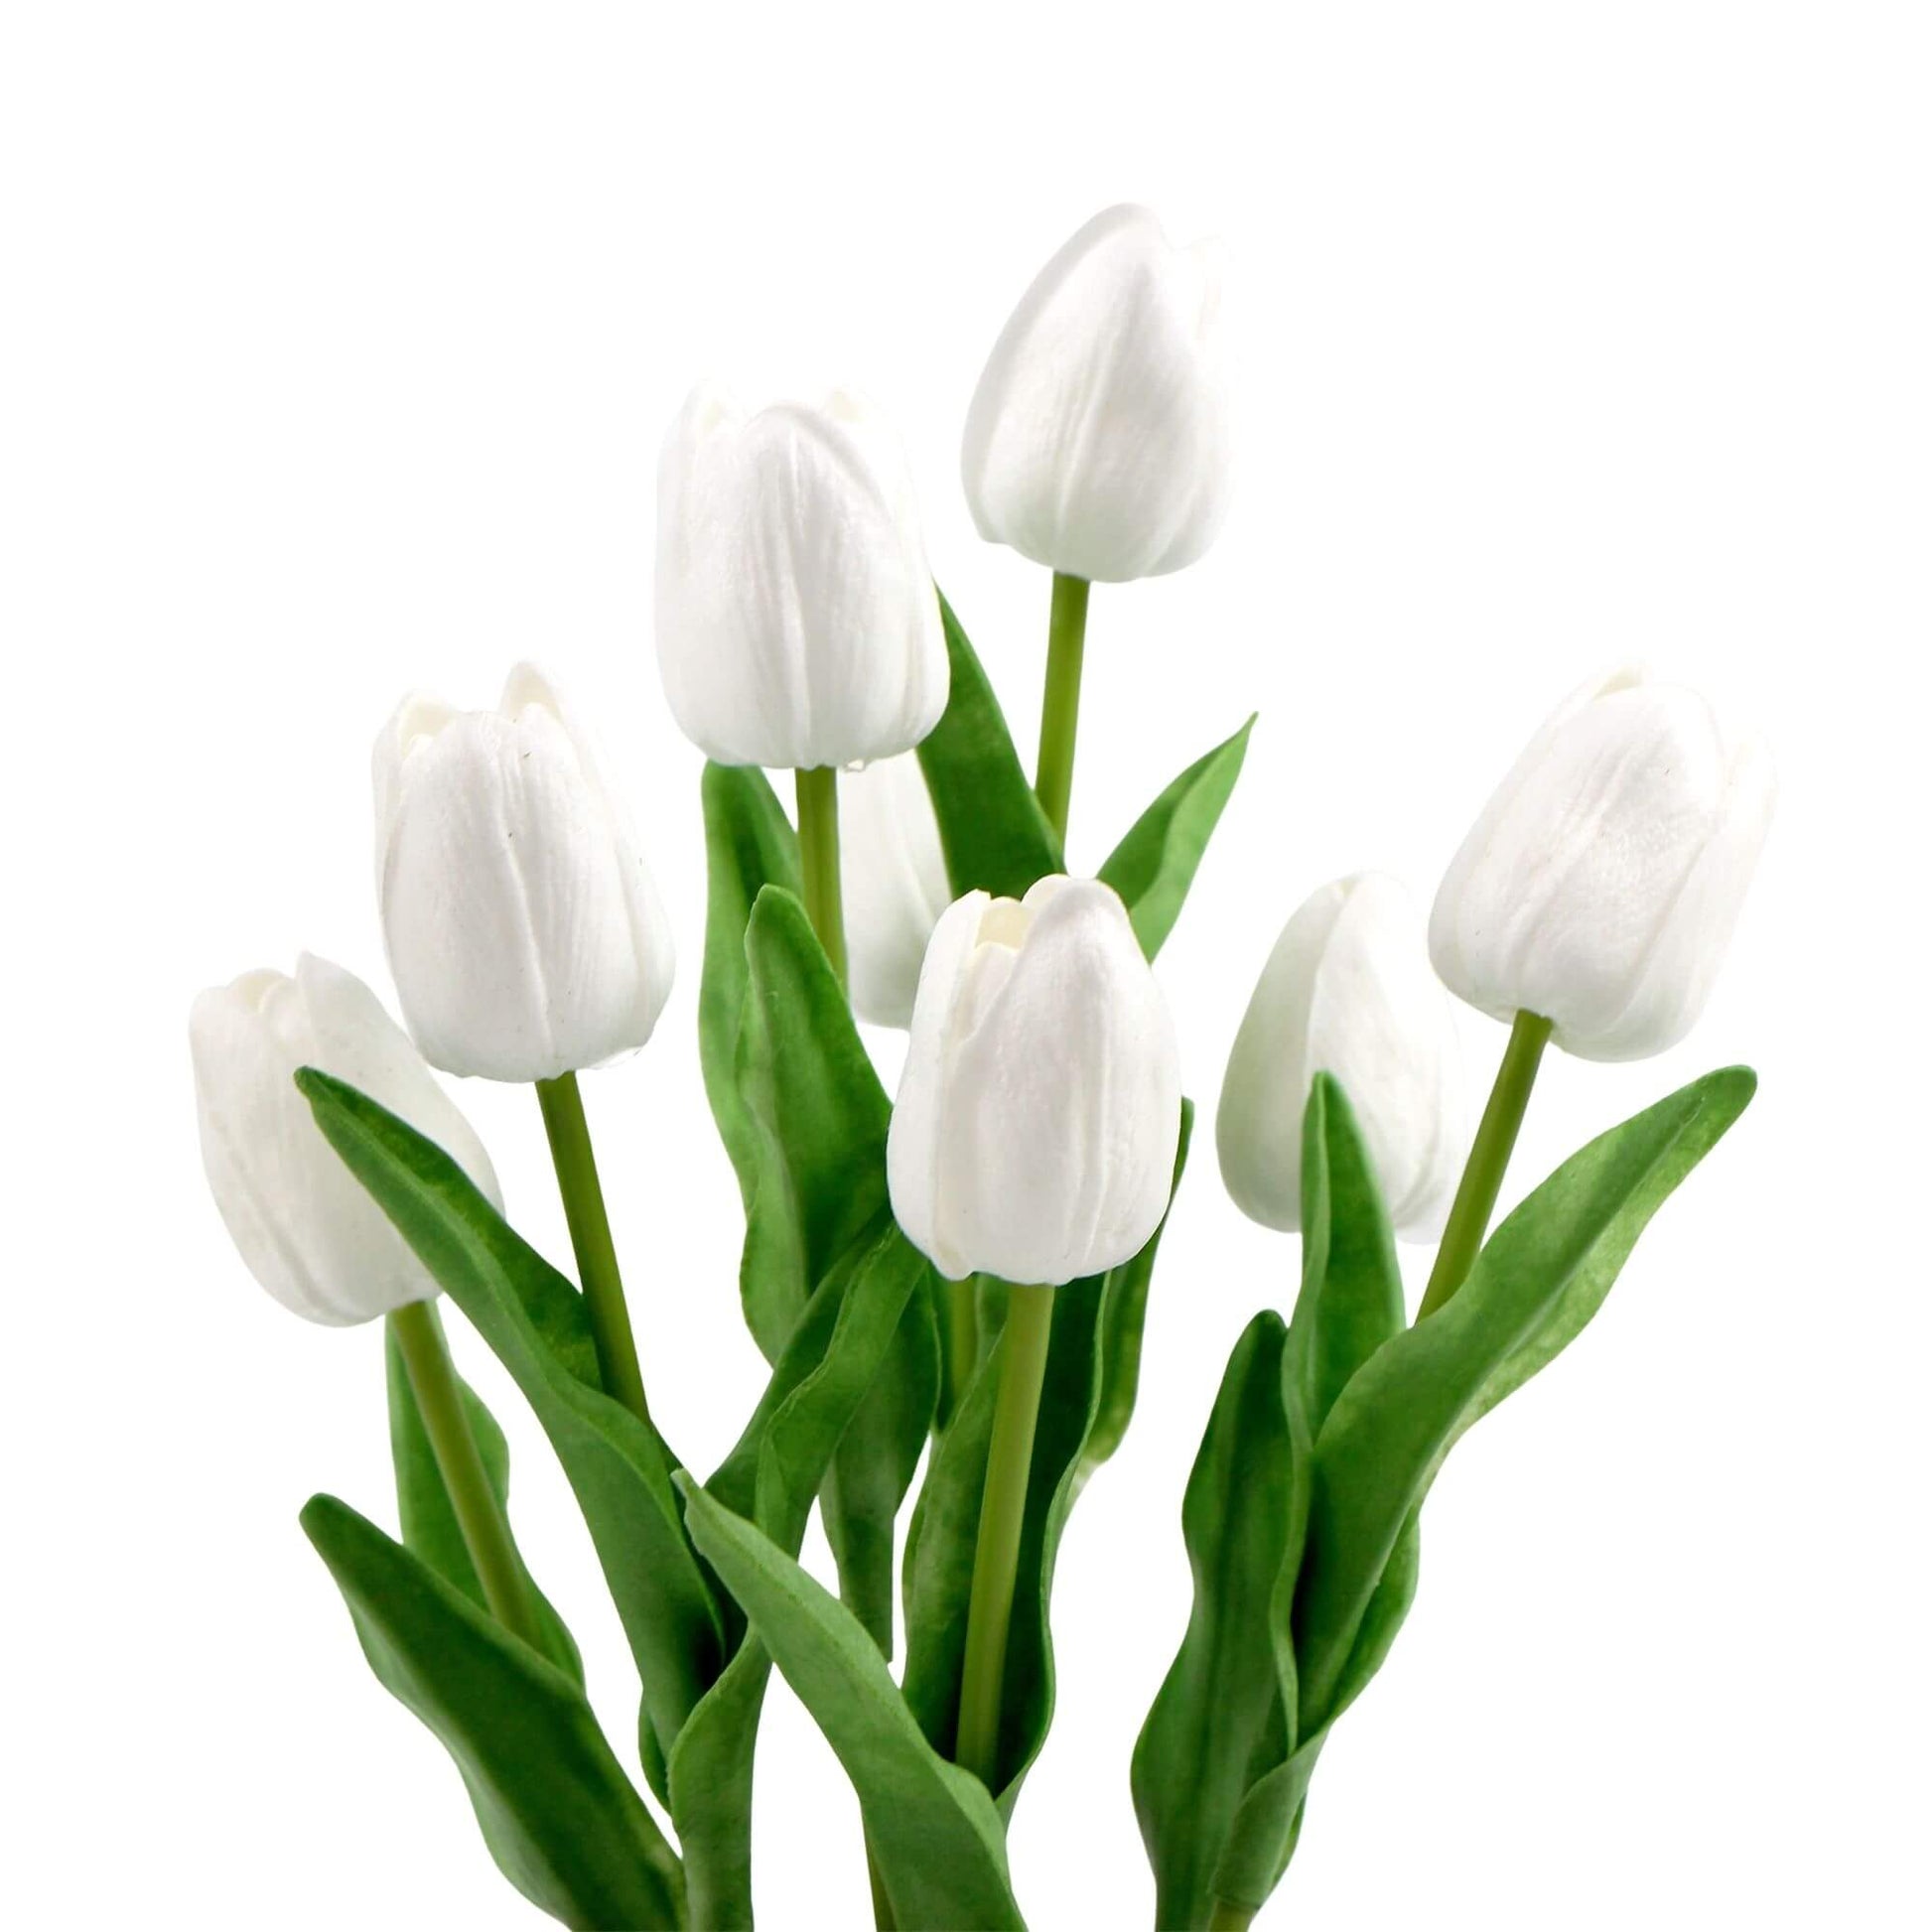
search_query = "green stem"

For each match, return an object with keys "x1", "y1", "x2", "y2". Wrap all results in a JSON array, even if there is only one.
[
  {"x1": 1034, "y1": 572, "x2": 1090, "y2": 845},
  {"x1": 1208, "y1": 1901, "x2": 1257, "y2": 1932},
  {"x1": 534, "y1": 1071, "x2": 650, "y2": 1425},
  {"x1": 865, "y1": 1837, "x2": 896, "y2": 1930},
  {"x1": 387, "y1": 1299, "x2": 545, "y2": 1649},
  {"x1": 1416, "y1": 1010, "x2": 1554, "y2": 1319},
  {"x1": 794, "y1": 764, "x2": 848, "y2": 987},
  {"x1": 953, "y1": 1282, "x2": 1054, "y2": 1787},
  {"x1": 943, "y1": 1278, "x2": 980, "y2": 1422}
]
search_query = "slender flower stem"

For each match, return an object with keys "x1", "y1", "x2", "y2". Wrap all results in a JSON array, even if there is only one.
[
  {"x1": 942, "y1": 1278, "x2": 980, "y2": 1423},
  {"x1": 1416, "y1": 1010, "x2": 1555, "y2": 1319},
  {"x1": 794, "y1": 764, "x2": 848, "y2": 986},
  {"x1": 954, "y1": 1282, "x2": 1055, "y2": 1787},
  {"x1": 1035, "y1": 572, "x2": 1090, "y2": 845},
  {"x1": 388, "y1": 1298, "x2": 545, "y2": 1649},
  {"x1": 1207, "y1": 1901, "x2": 1258, "y2": 1932},
  {"x1": 535, "y1": 1071, "x2": 651, "y2": 1425}
]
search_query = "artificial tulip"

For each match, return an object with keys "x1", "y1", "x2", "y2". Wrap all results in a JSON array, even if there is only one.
[
  {"x1": 653, "y1": 381, "x2": 949, "y2": 770},
  {"x1": 1217, "y1": 873, "x2": 1467, "y2": 1239},
  {"x1": 190, "y1": 953, "x2": 499, "y2": 1324},
  {"x1": 1430, "y1": 665, "x2": 1776, "y2": 1061},
  {"x1": 961, "y1": 204, "x2": 1231, "y2": 585},
  {"x1": 888, "y1": 875, "x2": 1181, "y2": 1287},
  {"x1": 842, "y1": 751, "x2": 952, "y2": 1029},
  {"x1": 373, "y1": 662, "x2": 675, "y2": 1084}
]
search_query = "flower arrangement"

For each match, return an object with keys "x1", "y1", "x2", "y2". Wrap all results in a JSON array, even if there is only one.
[{"x1": 190, "y1": 204, "x2": 1773, "y2": 1932}]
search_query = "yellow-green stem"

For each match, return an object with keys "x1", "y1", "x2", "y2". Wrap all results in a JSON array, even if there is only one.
[
  {"x1": 1035, "y1": 573, "x2": 1090, "y2": 845},
  {"x1": 388, "y1": 1299, "x2": 545, "y2": 1649},
  {"x1": 1417, "y1": 1010, "x2": 1554, "y2": 1319},
  {"x1": 794, "y1": 765, "x2": 848, "y2": 986},
  {"x1": 535, "y1": 1071, "x2": 650, "y2": 1425},
  {"x1": 953, "y1": 1282, "x2": 1055, "y2": 1787}
]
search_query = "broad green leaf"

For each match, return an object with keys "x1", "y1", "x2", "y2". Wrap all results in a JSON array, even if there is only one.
[
  {"x1": 1293, "y1": 1066, "x2": 1757, "y2": 1725},
  {"x1": 901, "y1": 1107, "x2": 1193, "y2": 1814},
  {"x1": 1098, "y1": 716, "x2": 1255, "y2": 959},
  {"x1": 919, "y1": 592, "x2": 1063, "y2": 898},
  {"x1": 303, "y1": 1495, "x2": 684, "y2": 1932},
  {"x1": 299, "y1": 1070, "x2": 726, "y2": 1801},
  {"x1": 1132, "y1": 1313, "x2": 1302, "y2": 1932},
  {"x1": 679, "y1": 1480, "x2": 1027, "y2": 1932},
  {"x1": 385, "y1": 1311, "x2": 582, "y2": 1686},
  {"x1": 1291, "y1": 1076, "x2": 1407, "y2": 1432},
  {"x1": 669, "y1": 1224, "x2": 929, "y2": 1930},
  {"x1": 700, "y1": 760, "x2": 802, "y2": 1198}
]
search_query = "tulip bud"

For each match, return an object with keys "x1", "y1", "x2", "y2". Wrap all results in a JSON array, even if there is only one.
[
  {"x1": 190, "y1": 954, "x2": 500, "y2": 1324},
  {"x1": 653, "y1": 382, "x2": 949, "y2": 769},
  {"x1": 1217, "y1": 874, "x2": 1468, "y2": 1240},
  {"x1": 888, "y1": 876, "x2": 1181, "y2": 1285},
  {"x1": 374, "y1": 663, "x2": 675, "y2": 1082},
  {"x1": 961, "y1": 204, "x2": 1231, "y2": 584},
  {"x1": 1429, "y1": 666, "x2": 1776, "y2": 1062},
  {"x1": 841, "y1": 751, "x2": 952, "y2": 1029}
]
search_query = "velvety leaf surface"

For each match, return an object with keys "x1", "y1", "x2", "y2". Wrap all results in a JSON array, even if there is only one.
[
  {"x1": 918, "y1": 592, "x2": 1063, "y2": 898},
  {"x1": 669, "y1": 1224, "x2": 929, "y2": 1929},
  {"x1": 1098, "y1": 716, "x2": 1255, "y2": 959},
  {"x1": 385, "y1": 1312, "x2": 582, "y2": 1685},
  {"x1": 302, "y1": 1495, "x2": 684, "y2": 1932},
  {"x1": 299, "y1": 1069, "x2": 725, "y2": 1801},
  {"x1": 679, "y1": 1481, "x2": 1027, "y2": 1932},
  {"x1": 1293, "y1": 1067, "x2": 1756, "y2": 1723}
]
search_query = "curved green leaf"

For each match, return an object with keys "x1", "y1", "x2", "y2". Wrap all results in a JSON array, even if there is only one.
[
  {"x1": 679, "y1": 1479, "x2": 1026, "y2": 1932},
  {"x1": 302, "y1": 1495, "x2": 683, "y2": 1932},
  {"x1": 385, "y1": 1311, "x2": 582, "y2": 1686},
  {"x1": 1294, "y1": 1066, "x2": 1757, "y2": 1724},
  {"x1": 919, "y1": 592, "x2": 1063, "y2": 897},
  {"x1": 1098, "y1": 716, "x2": 1255, "y2": 959},
  {"x1": 298, "y1": 1069, "x2": 726, "y2": 1801}
]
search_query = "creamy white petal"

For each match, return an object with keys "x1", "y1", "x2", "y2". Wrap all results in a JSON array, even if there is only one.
[
  {"x1": 190, "y1": 955, "x2": 499, "y2": 1326},
  {"x1": 962, "y1": 205, "x2": 1231, "y2": 583},
  {"x1": 843, "y1": 752, "x2": 953, "y2": 1029},
  {"x1": 655, "y1": 383, "x2": 948, "y2": 768},
  {"x1": 1430, "y1": 668, "x2": 1775, "y2": 1061}
]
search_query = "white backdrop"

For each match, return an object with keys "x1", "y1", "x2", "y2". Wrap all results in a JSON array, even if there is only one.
[{"x1": 5, "y1": 3, "x2": 1928, "y2": 1926}]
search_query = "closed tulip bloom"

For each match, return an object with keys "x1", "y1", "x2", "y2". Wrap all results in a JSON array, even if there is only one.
[
  {"x1": 1430, "y1": 666, "x2": 1776, "y2": 1061},
  {"x1": 1217, "y1": 874, "x2": 1467, "y2": 1240},
  {"x1": 961, "y1": 204, "x2": 1231, "y2": 584},
  {"x1": 191, "y1": 954, "x2": 500, "y2": 1324},
  {"x1": 654, "y1": 382, "x2": 949, "y2": 769},
  {"x1": 374, "y1": 663, "x2": 675, "y2": 1082},
  {"x1": 888, "y1": 876, "x2": 1181, "y2": 1285},
  {"x1": 842, "y1": 751, "x2": 952, "y2": 1029}
]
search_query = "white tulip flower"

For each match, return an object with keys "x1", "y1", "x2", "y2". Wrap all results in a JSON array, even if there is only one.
[
  {"x1": 1217, "y1": 874, "x2": 1468, "y2": 1240},
  {"x1": 374, "y1": 663, "x2": 675, "y2": 1083},
  {"x1": 1430, "y1": 666, "x2": 1776, "y2": 1061},
  {"x1": 654, "y1": 382, "x2": 949, "y2": 769},
  {"x1": 961, "y1": 204, "x2": 1231, "y2": 584},
  {"x1": 842, "y1": 751, "x2": 952, "y2": 1029},
  {"x1": 190, "y1": 954, "x2": 500, "y2": 1325},
  {"x1": 888, "y1": 876, "x2": 1181, "y2": 1285}
]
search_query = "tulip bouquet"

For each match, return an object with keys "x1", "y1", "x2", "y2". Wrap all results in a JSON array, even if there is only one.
[{"x1": 191, "y1": 205, "x2": 1773, "y2": 1932}]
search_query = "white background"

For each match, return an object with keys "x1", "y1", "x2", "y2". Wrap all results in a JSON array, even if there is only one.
[{"x1": 5, "y1": 3, "x2": 1928, "y2": 1927}]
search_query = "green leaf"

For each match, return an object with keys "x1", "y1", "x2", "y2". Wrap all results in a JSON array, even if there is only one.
[
  {"x1": 700, "y1": 760, "x2": 802, "y2": 1198},
  {"x1": 385, "y1": 1312, "x2": 582, "y2": 1686},
  {"x1": 679, "y1": 1479, "x2": 1027, "y2": 1932},
  {"x1": 1131, "y1": 1313, "x2": 1303, "y2": 1932},
  {"x1": 299, "y1": 1069, "x2": 726, "y2": 1801},
  {"x1": 669, "y1": 1224, "x2": 929, "y2": 1930},
  {"x1": 901, "y1": 1106, "x2": 1194, "y2": 1814},
  {"x1": 1098, "y1": 716, "x2": 1255, "y2": 959},
  {"x1": 1293, "y1": 1066, "x2": 1758, "y2": 1725},
  {"x1": 302, "y1": 1495, "x2": 684, "y2": 1932},
  {"x1": 919, "y1": 592, "x2": 1063, "y2": 898}
]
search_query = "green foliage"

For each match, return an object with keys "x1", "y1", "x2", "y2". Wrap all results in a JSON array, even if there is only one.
[
  {"x1": 680, "y1": 1479, "x2": 1028, "y2": 1932},
  {"x1": 384, "y1": 1312, "x2": 581, "y2": 1685},
  {"x1": 302, "y1": 1496, "x2": 684, "y2": 1931},
  {"x1": 1135, "y1": 1067, "x2": 1756, "y2": 1927},
  {"x1": 299, "y1": 1069, "x2": 725, "y2": 1804}
]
